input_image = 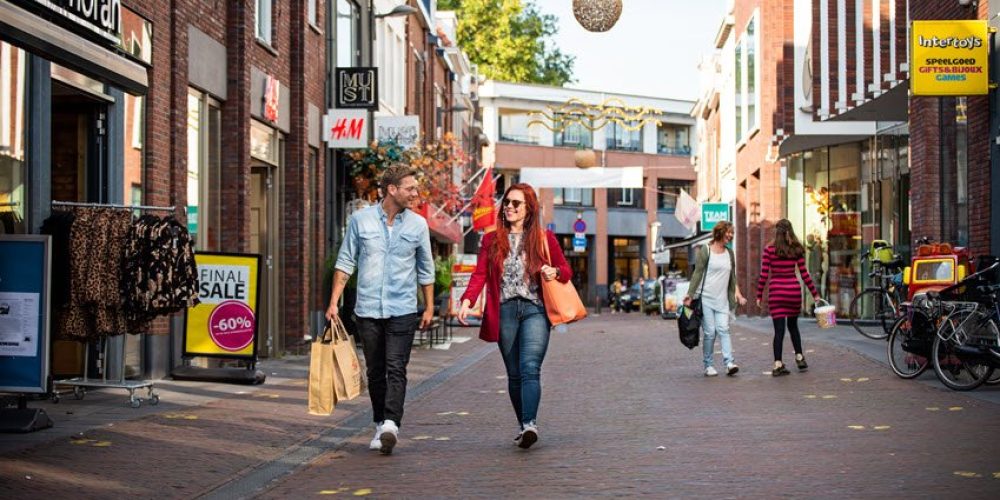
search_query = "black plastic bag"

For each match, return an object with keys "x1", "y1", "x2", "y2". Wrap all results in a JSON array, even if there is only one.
[{"x1": 677, "y1": 301, "x2": 702, "y2": 350}]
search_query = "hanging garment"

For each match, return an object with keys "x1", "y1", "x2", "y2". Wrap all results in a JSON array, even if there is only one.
[{"x1": 122, "y1": 214, "x2": 199, "y2": 333}]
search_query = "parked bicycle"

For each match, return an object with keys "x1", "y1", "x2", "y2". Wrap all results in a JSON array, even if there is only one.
[
  {"x1": 850, "y1": 241, "x2": 906, "y2": 340},
  {"x1": 927, "y1": 259, "x2": 1000, "y2": 391}
]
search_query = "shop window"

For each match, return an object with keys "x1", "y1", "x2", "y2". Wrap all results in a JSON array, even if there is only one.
[
  {"x1": 941, "y1": 97, "x2": 969, "y2": 247},
  {"x1": 553, "y1": 114, "x2": 592, "y2": 148},
  {"x1": 187, "y1": 90, "x2": 223, "y2": 250},
  {"x1": 608, "y1": 188, "x2": 643, "y2": 208},
  {"x1": 308, "y1": 0, "x2": 318, "y2": 27},
  {"x1": 123, "y1": 93, "x2": 145, "y2": 206},
  {"x1": 657, "y1": 180, "x2": 692, "y2": 212},
  {"x1": 605, "y1": 119, "x2": 642, "y2": 152},
  {"x1": 553, "y1": 188, "x2": 593, "y2": 206},
  {"x1": 118, "y1": 7, "x2": 153, "y2": 65},
  {"x1": 0, "y1": 42, "x2": 27, "y2": 233},
  {"x1": 657, "y1": 125, "x2": 690, "y2": 155},
  {"x1": 376, "y1": 20, "x2": 406, "y2": 113},
  {"x1": 499, "y1": 110, "x2": 542, "y2": 144},
  {"x1": 735, "y1": 12, "x2": 760, "y2": 143},
  {"x1": 337, "y1": 0, "x2": 361, "y2": 66},
  {"x1": 256, "y1": 0, "x2": 274, "y2": 45}
]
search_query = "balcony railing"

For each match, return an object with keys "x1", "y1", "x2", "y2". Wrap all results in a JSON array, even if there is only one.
[
  {"x1": 657, "y1": 145, "x2": 691, "y2": 156},
  {"x1": 499, "y1": 133, "x2": 540, "y2": 145}
]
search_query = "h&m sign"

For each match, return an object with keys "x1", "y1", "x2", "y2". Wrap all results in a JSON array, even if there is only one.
[
  {"x1": 323, "y1": 109, "x2": 368, "y2": 148},
  {"x1": 336, "y1": 67, "x2": 378, "y2": 109},
  {"x1": 14, "y1": 0, "x2": 122, "y2": 45}
]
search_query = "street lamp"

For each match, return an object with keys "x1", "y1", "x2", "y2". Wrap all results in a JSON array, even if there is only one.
[
  {"x1": 375, "y1": 4, "x2": 418, "y2": 19},
  {"x1": 436, "y1": 104, "x2": 470, "y2": 139}
]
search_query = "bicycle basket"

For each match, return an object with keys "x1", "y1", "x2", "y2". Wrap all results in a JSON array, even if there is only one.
[{"x1": 870, "y1": 240, "x2": 894, "y2": 264}]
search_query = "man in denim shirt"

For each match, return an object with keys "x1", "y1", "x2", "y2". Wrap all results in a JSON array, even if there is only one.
[{"x1": 327, "y1": 165, "x2": 435, "y2": 455}]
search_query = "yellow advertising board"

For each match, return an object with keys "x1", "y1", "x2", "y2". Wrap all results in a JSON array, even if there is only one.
[
  {"x1": 911, "y1": 20, "x2": 990, "y2": 96},
  {"x1": 184, "y1": 253, "x2": 261, "y2": 359}
]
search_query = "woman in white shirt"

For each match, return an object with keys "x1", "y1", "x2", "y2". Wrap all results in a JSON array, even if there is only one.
[{"x1": 684, "y1": 221, "x2": 747, "y2": 376}]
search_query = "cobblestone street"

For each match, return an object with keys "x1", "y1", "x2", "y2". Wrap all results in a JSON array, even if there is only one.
[{"x1": 3, "y1": 314, "x2": 1000, "y2": 499}]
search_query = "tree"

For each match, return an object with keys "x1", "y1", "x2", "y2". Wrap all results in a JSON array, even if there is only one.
[{"x1": 438, "y1": 0, "x2": 575, "y2": 86}]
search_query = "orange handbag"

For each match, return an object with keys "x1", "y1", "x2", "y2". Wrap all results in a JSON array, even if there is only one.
[{"x1": 539, "y1": 229, "x2": 588, "y2": 326}]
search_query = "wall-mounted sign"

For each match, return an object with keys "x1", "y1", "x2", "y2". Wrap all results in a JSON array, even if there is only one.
[
  {"x1": 13, "y1": 0, "x2": 122, "y2": 45},
  {"x1": 263, "y1": 75, "x2": 280, "y2": 123},
  {"x1": 323, "y1": 109, "x2": 369, "y2": 148},
  {"x1": 375, "y1": 115, "x2": 420, "y2": 149},
  {"x1": 911, "y1": 20, "x2": 990, "y2": 96},
  {"x1": 700, "y1": 202, "x2": 730, "y2": 231},
  {"x1": 184, "y1": 253, "x2": 261, "y2": 359},
  {"x1": 336, "y1": 67, "x2": 378, "y2": 109}
]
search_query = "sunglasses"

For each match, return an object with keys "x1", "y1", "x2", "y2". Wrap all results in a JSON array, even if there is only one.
[{"x1": 502, "y1": 199, "x2": 524, "y2": 209}]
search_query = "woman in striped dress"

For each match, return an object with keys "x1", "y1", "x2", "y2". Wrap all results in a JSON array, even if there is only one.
[{"x1": 756, "y1": 219, "x2": 820, "y2": 376}]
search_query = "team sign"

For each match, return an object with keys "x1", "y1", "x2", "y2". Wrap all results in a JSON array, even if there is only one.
[
  {"x1": 911, "y1": 20, "x2": 989, "y2": 96},
  {"x1": 184, "y1": 253, "x2": 261, "y2": 358}
]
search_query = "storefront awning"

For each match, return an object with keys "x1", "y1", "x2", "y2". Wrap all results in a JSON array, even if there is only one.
[
  {"x1": 0, "y1": 1, "x2": 148, "y2": 94},
  {"x1": 661, "y1": 232, "x2": 712, "y2": 251},
  {"x1": 421, "y1": 204, "x2": 463, "y2": 244},
  {"x1": 518, "y1": 167, "x2": 645, "y2": 189}
]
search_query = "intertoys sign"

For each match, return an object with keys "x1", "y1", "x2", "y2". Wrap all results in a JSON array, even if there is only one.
[
  {"x1": 336, "y1": 67, "x2": 378, "y2": 109},
  {"x1": 911, "y1": 20, "x2": 990, "y2": 96},
  {"x1": 14, "y1": 0, "x2": 122, "y2": 45}
]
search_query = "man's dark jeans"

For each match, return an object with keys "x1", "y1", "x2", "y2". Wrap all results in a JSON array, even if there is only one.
[{"x1": 355, "y1": 313, "x2": 419, "y2": 425}]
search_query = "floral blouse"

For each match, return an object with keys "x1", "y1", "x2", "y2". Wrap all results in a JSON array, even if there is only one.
[{"x1": 500, "y1": 233, "x2": 541, "y2": 304}]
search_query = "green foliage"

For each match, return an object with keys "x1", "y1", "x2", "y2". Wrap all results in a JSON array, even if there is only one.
[
  {"x1": 438, "y1": 0, "x2": 575, "y2": 86},
  {"x1": 434, "y1": 255, "x2": 455, "y2": 297}
]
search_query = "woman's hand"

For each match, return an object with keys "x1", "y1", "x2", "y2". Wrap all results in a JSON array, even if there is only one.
[
  {"x1": 540, "y1": 265, "x2": 558, "y2": 281},
  {"x1": 683, "y1": 296, "x2": 692, "y2": 307},
  {"x1": 756, "y1": 298, "x2": 762, "y2": 308},
  {"x1": 457, "y1": 299, "x2": 474, "y2": 325},
  {"x1": 736, "y1": 292, "x2": 747, "y2": 307}
]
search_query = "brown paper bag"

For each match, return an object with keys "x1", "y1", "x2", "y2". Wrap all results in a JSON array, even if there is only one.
[
  {"x1": 330, "y1": 318, "x2": 364, "y2": 401},
  {"x1": 307, "y1": 326, "x2": 337, "y2": 416}
]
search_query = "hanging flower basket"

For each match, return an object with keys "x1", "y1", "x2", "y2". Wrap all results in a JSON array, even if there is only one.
[
  {"x1": 573, "y1": 0, "x2": 623, "y2": 33},
  {"x1": 574, "y1": 149, "x2": 597, "y2": 168}
]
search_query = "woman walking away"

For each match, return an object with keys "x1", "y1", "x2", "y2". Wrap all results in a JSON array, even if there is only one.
[
  {"x1": 756, "y1": 219, "x2": 820, "y2": 376},
  {"x1": 684, "y1": 221, "x2": 747, "y2": 377},
  {"x1": 457, "y1": 183, "x2": 572, "y2": 449}
]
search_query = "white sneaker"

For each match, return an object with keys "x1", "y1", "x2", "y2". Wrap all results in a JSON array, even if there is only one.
[
  {"x1": 518, "y1": 422, "x2": 538, "y2": 449},
  {"x1": 705, "y1": 366, "x2": 719, "y2": 377},
  {"x1": 726, "y1": 362, "x2": 740, "y2": 376},
  {"x1": 369, "y1": 422, "x2": 383, "y2": 450},
  {"x1": 379, "y1": 420, "x2": 399, "y2": 455}
]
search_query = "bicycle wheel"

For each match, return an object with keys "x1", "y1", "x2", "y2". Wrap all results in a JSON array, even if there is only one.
[
  {"x1": 887, "y1": 317, "x2": 930, "y2": 379},
  {"x1": 988, "y1": 370, "x2": 1000, "y2": 386},
  {"x1": 850, "y1": 289, "x2": 893, "y2": 340},
  {"x1": 931, "y1": 315, "x2": 995, "y2": 391}
]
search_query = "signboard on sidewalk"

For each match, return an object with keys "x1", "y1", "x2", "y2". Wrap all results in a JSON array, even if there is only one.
[
  {"x1": 911, "y1": 20, "x2": 990, "y2": 96},
  {"x1": 0, "y1": 236, "x2": 51, "y2": 394},
  {"x1": 184, "y1": 252, "x2": 261, "y2": 359},
  {"x1": 700, "y1": 202, "x2": 730, "y2": 231},
  {"x1": 450, "y1": 254, "x2": 483, "y2": 324}
]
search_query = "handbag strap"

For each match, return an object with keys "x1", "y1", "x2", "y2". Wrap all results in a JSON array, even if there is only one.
[
  {"x1": 696, "y1": 244, "x2": 708, "y2": 298},
  {"x1": 538, "y1": 226, "x2": 552, "y2": 266}
]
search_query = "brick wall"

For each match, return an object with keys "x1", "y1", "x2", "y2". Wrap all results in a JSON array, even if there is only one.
[{"x1": 910, "y1": 0, "x2": 991, "y2": 255}]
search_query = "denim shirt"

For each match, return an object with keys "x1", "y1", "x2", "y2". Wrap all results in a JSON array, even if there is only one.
[{"x1": 335, "y1": 203, "x2": 435, "y2": 319}]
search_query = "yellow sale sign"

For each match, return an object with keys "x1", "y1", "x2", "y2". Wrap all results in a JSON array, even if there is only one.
[
  {"x1": 184, "y1": 253, "x2": 261, "y2": 358},
  {"x1": 911, "y1": 20, "x2": 990, "y2": 96}
]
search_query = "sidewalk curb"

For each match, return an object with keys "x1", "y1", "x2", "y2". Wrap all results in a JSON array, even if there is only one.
[{"x1": 197, "y1": 343, "x2": 495, "y2": 500}]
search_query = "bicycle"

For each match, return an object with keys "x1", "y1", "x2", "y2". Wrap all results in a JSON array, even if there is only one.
[
  {"x1": 850, "y1": 244, "x2": 906, "y2": 340},
  {"x1": 886, "y1": 298, "x2": 935, "y2": 379},
  {"x1": 927, "y1": 261, "x2": 1000, "y2": 391}
]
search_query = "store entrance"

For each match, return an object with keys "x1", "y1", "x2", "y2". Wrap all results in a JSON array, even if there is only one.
[
  {"x1": 49, "y1": 80, "x2": 112, "y2": 377},
  {"x1": 250, "y1": 165, "x2": 279, "y2": 357},
  {"x1": 559, "y1": 235, "x2": 591, "y2": 305}
]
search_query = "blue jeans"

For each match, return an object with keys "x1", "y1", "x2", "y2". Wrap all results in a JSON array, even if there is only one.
[
  {"x1": 499, "y1": 298, "x2": 551, "y2": 426},
  {"x1": 702, "y1": 301, "x2": 734, "y2": 368}
]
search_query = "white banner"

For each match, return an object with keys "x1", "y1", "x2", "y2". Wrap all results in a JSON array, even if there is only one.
[
  {"x1": 323, "y1": 109, "x2": 369, "y2": 148},
  {"x1": 674, "y1": 189, "x2": 699, "y2": 231},
  {"x1": 375, "y1": 115, "x2": 420, "y2": 149},
  {"x1": 517, "y1": 167, "x2": 644, "y2": 188}
]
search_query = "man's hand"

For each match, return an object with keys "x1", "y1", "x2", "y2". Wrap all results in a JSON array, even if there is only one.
[
  {"x1": 325, "y1": 302, "x2": 339, "y2": 323},
  {"x1": 420, "y1": 307, "x2": 434, "y2": 330},
  {"x1": 457, "y1": 299, "x2": 473, "y2": 325}
]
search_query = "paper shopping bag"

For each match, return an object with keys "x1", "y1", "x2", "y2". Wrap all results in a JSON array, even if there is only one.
[
  {"x1": 330, "y1": 318, "x2": 364, "y2": 401},
  {"x1": 307, "y1": 325, "x2": 337, "y2": 416}
]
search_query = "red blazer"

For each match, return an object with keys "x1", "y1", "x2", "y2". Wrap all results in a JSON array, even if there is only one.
[{"x1": 461, "y1": 230, "x2": 573, "y2": 342}]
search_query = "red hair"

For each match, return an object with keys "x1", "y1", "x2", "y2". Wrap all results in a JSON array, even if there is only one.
[{"x1": 490, "y1": 183, "x2": 546, "y2": 282}]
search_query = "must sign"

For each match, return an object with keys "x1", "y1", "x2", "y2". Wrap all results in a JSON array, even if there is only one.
[{"x1": 701, "y1": 203, "x2": 730, "y2": 231}]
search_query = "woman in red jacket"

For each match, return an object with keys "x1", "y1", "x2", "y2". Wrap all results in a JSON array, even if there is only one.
[{"x1": 457, "y1": 183, "x2": 572, "y2": 449}]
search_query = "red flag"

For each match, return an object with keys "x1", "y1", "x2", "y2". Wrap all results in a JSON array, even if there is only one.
[{"x1": 471, "y1": 168, "x2": 497, "y2": 232}]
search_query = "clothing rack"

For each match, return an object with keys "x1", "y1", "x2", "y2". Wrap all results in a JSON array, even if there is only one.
[
  {"x1": 0, "y1": 201, "x2": 20, "y2": 207},
  {"x1": 49, "y1": 200, "x2": 172, "y2": 408}
]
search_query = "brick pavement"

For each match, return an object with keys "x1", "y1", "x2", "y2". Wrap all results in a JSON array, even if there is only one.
[
  {"x1": 0, "y1": 331, "x2": 486, "y2": 499},
  {"x1": 259, "y1": 314, "x2": 1000, "y2": 499}
]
